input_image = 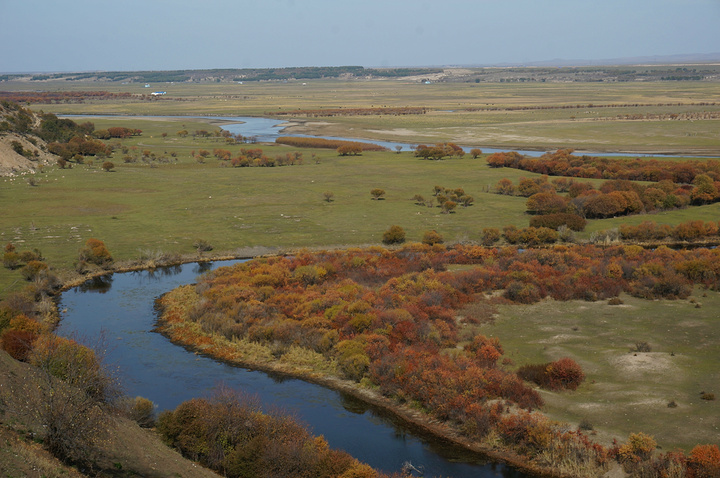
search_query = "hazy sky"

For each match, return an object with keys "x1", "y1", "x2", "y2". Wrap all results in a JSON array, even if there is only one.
[{"x1": 1, "y1": 0, "x2": 719, "y2": 73}]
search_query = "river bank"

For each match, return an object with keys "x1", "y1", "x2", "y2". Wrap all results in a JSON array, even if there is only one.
[{"x1": 153, "y1": 287, "x2": 576, "y2": 478}]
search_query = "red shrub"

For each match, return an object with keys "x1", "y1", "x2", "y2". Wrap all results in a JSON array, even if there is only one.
[{"x1": 1, "y1": 329, "x2": 38, "y2": 361}]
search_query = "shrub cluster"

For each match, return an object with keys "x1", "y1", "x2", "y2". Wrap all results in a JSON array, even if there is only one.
[
  {"x1": 210, "y1": 147, "x2": 305, "y2": 167},
  {"x1": 517, "y1": 358, "x2": 586, "y2": 391},
  {"x1": 529, "y1": 213, "x2": 586, "y2": 231},
  {"x1": 154, "y1": 244, "x2": 720, "y2": 476},
  {"x1": 158, "y1": 387, "x2": 391, "y2": 478},
  {"x1": 619, "y1": 219, "x2": 720, "y2": 243},
  {"x1": 413, "y1": 142, "x2": 464, "y2": 160},
  {"x1": 275, "y1": 136, "x2": 387, "y2": 152},
  {"x1": 487, "y1": 148, "x2": 720, "y2": 184}
]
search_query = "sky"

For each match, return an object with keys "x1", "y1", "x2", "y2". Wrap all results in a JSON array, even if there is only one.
[{"x1": 1, "y1": 0, "x2": 719, "y2": 73}]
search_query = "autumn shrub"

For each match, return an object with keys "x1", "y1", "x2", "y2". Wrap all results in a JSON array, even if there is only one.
[
  {"x1": 481, "y1": 227, "x2": 501, "y2": 246},
  {"x1": 20, "y1": 260, "x2": 48, "y2": 281},
  {"x1": 3, "y1": 251, "x2": 21, "y2": 269},
  {"x1": 465, "y1": 334, "x2": 503, "y2": 368},
  {"x1": 382, "y1": 225, "x2": 406, "y2": 244},
  {"x1": 29, "y1": 334, "x2": 115, "y2": 402},
  {"x1": 629, "y1": 270, "x2": 692, "y2": 300},
  {"x1": 618, "y1": 432, "x2": 658, "y2": 473},
  {"x1": 503, "y1": 225, "x2": 521, "y2": 244},
  {"x1": 78, "y1": 238, "x2": 113, "y2": 267},
  {"x1": 688, "y1": 444, "x2": 720, "y2": 478},
  {"x1": 276, "y1": 136, "x2": 386, "y2": 152},
  {"x1": 335, "y1": 339, "x2": 370, "y2": 380},
  {"x1": 24, "y1": 334, "x2": 119, "y2": 466},
  {"x1": 546, "y1": 357, "x2": 585, "y2": 390},
  {"x1": 0, "y1": 329, "x2": 38, "y2": 361},
  {"x1": 128, "y1": 396, "x2": 156, "y2": 428},
  {"x1": 157, "y1": 386, "x2": 384, "y2": 478},
  {"x1": 518, "y1": 358, "x2": 585, "y2": 391},
  {"x1": 370, "y1": 188, "x2": 386, "y2": 200},
  {"x1": 421, "y1": 230, "x2": 444, "y2": 246},
  {"x1": 503, "y1": 281, "x2": 542, "y2": 304},
  {"x1": 529, "y1": 213, "x2": 587, "y2": 231},
  {"x1": 517, "y1": 226, "x2": 558, "y2": 245}
]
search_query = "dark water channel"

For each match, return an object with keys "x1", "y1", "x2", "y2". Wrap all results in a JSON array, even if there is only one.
[{"x1": 56, "y1": 261, "x2": 528, "y2": 477}]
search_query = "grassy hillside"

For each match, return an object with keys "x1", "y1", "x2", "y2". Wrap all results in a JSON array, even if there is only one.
[{"x1": 0, "y1": 350, "x2": 221, "y2": 478}]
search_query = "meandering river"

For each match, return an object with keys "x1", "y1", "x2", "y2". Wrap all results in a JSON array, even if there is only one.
[{"x1": 57, "y1": 261, "x2": 527, "y2": 478}]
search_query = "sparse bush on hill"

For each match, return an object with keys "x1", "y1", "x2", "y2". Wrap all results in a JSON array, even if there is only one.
[
  {"x1": 127, "y1": 396, "x2": 156, "y2": 428},
  {"x1": 23, "y1": 333, "x2": 120, "y2": 466},
  {"x1": 157, "y1": 386, "x2": 391, "y2": 478}
]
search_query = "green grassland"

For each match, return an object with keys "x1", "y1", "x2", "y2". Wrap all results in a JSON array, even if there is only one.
[
  {"x1": 4, "y1": 78, "x2": 720, "y2": 154},
  {"x1": 0, "y1": 121, "x2": 529, "y2": 277},
  {"x1": 2, "y1": 113, "x2": 720, "y2": 296},
  {"x1": 482, "y1": 291, "x2": 720, "y2": 452}
]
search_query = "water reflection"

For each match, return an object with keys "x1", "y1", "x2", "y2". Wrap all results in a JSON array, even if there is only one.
[
  {"x1": 77, "y1": 274, "x2": 113, "y2": 293},
  {"x1": 194, "y1": 261, "x2": 214, "y2": 274}
]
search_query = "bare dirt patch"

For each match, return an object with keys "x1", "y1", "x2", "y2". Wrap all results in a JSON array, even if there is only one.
[{"x1": 0, "y1": 133, "x2": 56, "y2": 176}]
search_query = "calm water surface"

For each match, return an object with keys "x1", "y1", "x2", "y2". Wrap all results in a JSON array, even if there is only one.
[{"x1": 56, "y1": 261, "x2": 529, "y2": 478}]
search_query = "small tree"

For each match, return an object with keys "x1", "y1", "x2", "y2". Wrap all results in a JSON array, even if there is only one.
[
  {"x1": 101, "y1": 161, "x2": 114, "y2": 172},
  {"x1": 370, "y1": 188, "x2": 386, "y2": 200},
  {"x1": 382, "y1": 225, "x2": 405, "y2": 244},
  {"x1": 470, "y1": 148, "x2": 483, "y2": 159},
  {"x1": 323, "y1": 191, "x2": 335, "y2": 202}
]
